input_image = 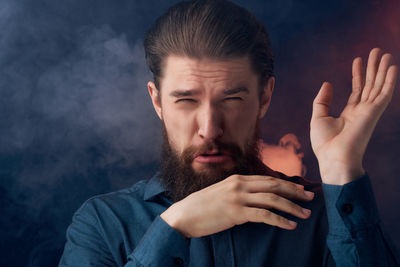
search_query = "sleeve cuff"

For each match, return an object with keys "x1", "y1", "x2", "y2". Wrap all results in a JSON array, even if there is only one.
[
  {"x1": 129, "y1": 215, "x2": 190, "y2": 266},
  {"x1": 322, "y1": 173, "x2": 380, "y2": 237}
]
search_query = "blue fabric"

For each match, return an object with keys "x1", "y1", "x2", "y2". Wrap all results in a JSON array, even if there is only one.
[
  {"x1": 323, "y1": 175, "x2": 400, "y2": 266},
  {"x1": 59, "y1": 172, "x2": 400, "y2": 266}
]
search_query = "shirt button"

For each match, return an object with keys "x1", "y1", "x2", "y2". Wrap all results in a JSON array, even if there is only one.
[
  {"x1": 341, "y1": 203, "x2": 353, "y2": 214},
  {"x1": 173, "y1": 257, "x2": 184, "y2": 266}
]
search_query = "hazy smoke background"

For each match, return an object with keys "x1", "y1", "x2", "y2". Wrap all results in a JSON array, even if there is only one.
[{"x1": 1, "y1": 0, "x2": 399, "y2": 266}]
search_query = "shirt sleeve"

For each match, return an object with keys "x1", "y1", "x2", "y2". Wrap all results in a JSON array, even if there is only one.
[
  {"x1": 322, "y1": 173, "x2": 400, "y2": 267},
  {"x1": 128, "y1": 215, "x2": 190, "y2": 266},
  {"x1": 59, "y1": 200, "x2": 191, "y2": 267}
]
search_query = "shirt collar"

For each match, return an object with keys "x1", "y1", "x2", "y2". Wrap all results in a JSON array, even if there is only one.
[{"x1": 143, "y1": 171, "x2": 169, "y2": 202}]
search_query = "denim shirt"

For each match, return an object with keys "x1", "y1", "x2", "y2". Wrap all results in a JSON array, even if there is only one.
[{"x1": 59, "y1": 172, "x2": 400, "y2": 266}]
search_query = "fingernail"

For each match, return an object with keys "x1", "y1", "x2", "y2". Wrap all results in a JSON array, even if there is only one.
[
  {"x1": 304, "y1": 191, "x2": 314, "y2": 198},
  {"x1": 296, "y1": 184, "x2": 304, "y2": 189},
  {"x1": 302, "y1": 208, "x2": 311, "y2": 215},
  {"x1": 288, "y1": 220, "x2": 297, "y2": 227}
]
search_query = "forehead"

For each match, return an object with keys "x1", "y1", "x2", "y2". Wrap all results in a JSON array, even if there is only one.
[{"x1": 161, "y1": 55, "x2": 257, "y2": 90}]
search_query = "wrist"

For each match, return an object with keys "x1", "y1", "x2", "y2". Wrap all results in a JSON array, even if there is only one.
[
  {"x1": 318, "y1": 162, "x2": 365, "y2": 185},
  {"x1": 160, "y1": 204, "x2": 191, "y2": 238}
]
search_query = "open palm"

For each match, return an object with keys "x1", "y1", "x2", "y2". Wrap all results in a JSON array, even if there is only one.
[{"x1": 310, "y1": 48, "x2": 398, "y2": 184}]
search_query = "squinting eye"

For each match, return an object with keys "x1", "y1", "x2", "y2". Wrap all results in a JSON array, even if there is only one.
[
  {"x1": 224, "y1": 97, "x2": 243, "y2": 101},
  {"x1": 175, "y1": 98, "x2": 197, "y2": 103}
]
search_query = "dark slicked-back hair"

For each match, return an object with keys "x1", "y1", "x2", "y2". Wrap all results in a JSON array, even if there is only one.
[{"x1": 143, "y1": 0, "x2": 274, "y2": 98}]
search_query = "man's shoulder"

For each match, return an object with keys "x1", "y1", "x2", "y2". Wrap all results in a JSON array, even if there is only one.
[
  {"x1": 89, "y1": 179, "x2": 148, "y2": 204},
  {"x1": 65, "y1": 176, "x2": 167, "y2": 258},
  {"x1": 73, "y1": 178, "x2": 153, "y2": 219}
]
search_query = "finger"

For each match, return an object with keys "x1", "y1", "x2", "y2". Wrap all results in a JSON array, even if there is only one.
[
  {"x1": 361, "y1": 48, "x2": 382, "y2": 102},
  {"x1": 368, "y1": 53, "x2": 393, "y2": 102},
  {"x1": 245, "y1": 207, "x2": 298, "y2": 230},
  {"x1": 241, "y1": 177, "x2": 315, "y2": 202},
  {"x1": 348, "y1": 57, "x2": 363, "y2": 106},
  {"x1": 240, "y1": 175, "x2": 305, "y2": 189},
  {"x1": 311, "y1": 81, "x2": 333, "y2": 120},
  {"x1": 243, "y1": 192, "x2": 312, "y2": 219},
  {"x1": 375, "y1": 65, "x2": 398, "y2": 105}
]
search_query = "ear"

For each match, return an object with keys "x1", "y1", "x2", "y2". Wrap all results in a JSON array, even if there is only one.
[
  {"x1": 258, "y1": 76, "x2": 275, "y2": 119},
  {"x1": 147, "y1": 81, "x2": 162, "y2": 120}
]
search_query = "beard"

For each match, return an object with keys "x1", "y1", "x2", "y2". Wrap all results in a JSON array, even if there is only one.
[{"x1": 159, "y1": 121, "x2": 275, "y2": 203}]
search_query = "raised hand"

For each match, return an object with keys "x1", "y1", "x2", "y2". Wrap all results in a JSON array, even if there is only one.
[
  {"x1": 310, "y1": 48, "x2": 398, "y2": 185},
  {"x1": 160, "y1": 174, "x2": 314, "y2": 238}
]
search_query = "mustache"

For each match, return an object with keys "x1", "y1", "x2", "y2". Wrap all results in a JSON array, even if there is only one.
[{"x1": 181, "y1": 140, "x2": 243, "y2": 162}]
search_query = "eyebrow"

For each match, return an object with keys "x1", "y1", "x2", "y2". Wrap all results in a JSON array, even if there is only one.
[
  {"x1": 169, "y1": 89, "x2": 201, "y2": 98},
  {"x1": 170, "y1": 86, "x2": 249, "y2": 98},
  {"x1": 223, "y1": 86, "x2": 249, "y2": 95}
]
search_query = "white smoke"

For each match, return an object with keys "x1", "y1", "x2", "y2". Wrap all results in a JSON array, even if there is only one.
[{"x1": 33, "y1": 25, "x2": 161, "y2": 166}]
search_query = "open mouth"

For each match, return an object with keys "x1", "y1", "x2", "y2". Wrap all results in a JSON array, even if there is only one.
[
  {"x1": 194, "y1": 151, "x2": 231, "y2": 163},
  {"x1": 201, "y1": 152, "x2": 223, "y2": 156}
]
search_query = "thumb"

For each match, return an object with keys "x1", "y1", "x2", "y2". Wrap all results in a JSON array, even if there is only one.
[{"x1": 312, "y1": 82, "x2": 333, "y2": 120}]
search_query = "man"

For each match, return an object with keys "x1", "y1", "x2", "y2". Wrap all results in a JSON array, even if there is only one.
[{"x1": 59, "y1": 0, "x2": 400, "y2": 266}]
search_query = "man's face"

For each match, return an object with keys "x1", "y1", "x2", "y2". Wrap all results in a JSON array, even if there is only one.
[{"x1": 148, "y1": 55, "x2": 274, "y2": 201}]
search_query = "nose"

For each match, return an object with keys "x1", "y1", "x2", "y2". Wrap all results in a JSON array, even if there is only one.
[{"x1": 197, "y1": 104, "x2": 223, "y2": 140}]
